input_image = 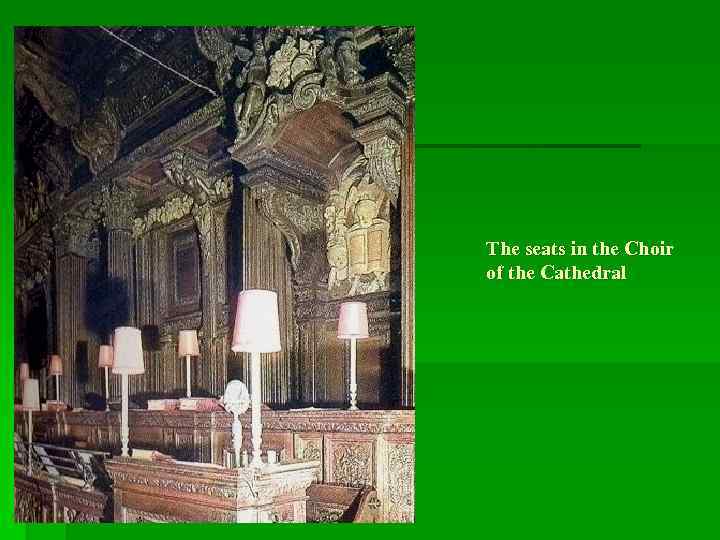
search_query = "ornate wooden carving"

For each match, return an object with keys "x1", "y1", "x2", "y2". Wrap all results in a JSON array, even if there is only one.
[{"x1": 106, "y1": 457, "x2": 318, "y2": 523}]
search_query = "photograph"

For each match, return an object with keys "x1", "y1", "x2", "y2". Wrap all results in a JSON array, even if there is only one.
[{"x1": 13, "y1": 25, "x2": 415, "y2": 523}]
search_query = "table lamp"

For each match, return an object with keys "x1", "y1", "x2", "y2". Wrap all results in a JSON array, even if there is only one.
[
  {"x1": 49, "y1": 354, "x2": 63, "y2": 402},
  {"x1": 338, "y1": 302, "x2": 369, "y2": 410},
  {"x1": 98, "y1": 345, "x2": 114, "y2": 411},
  {"x1": 231, "y1": 289, "x2": 281, "y2": 468},
  {"x1": 112, "y1": 327, "x2": 144, "y2": 457},
  {"x1": 22, "y1": 378, "x2": 40, "y2": 476},
  {"x1": 178, "y1": 330, "x2": 199, "y2": 398},
  {"x1": 19, "y1": 362, "x2": 30, "y2": 382}
]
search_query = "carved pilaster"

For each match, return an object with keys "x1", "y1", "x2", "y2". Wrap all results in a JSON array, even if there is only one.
[
  {"x1": 401, "y1": 102, "x2": 415, "y2": 409},
  {"x1": 192, "y1": 202, "x2": 219, "y2": 395}
]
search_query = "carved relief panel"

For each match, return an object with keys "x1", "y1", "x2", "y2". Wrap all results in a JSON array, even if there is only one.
[
  {"x1": 294, "y1": 433, "x2": 324, "y2": 476},
  {"x1": 326, "y1": 155, "x2": 392, "y2": 298},
  {"x1": 325, "y1": 435, "x2": 376, "y2": 488}
]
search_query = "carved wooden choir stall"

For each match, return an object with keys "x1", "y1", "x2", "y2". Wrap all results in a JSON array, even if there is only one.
[{"x1": 14, "y1": 26, "x2": 415, "y2": 523}]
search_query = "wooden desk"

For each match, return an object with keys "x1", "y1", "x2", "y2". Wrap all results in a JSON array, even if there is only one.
[
  {"x1": 16, "y1": 408, "x2": 415, "y2": 522},
  {"x1": 106, "y1": 458, "x2": 319, "y2": 523}
]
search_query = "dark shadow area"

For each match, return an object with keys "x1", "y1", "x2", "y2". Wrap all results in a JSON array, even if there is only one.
[
  {"x1": 141, "y1": 325, "x2": 161, "y2": 352},
  {"x1": 75, "y1": 340, "x2": 89, "y2": 384},
  {"x1": 85, "y1": 276, "x2": 131, "y2": 339},
  {"x1": 24, "y1": 288, "x2": 49, "y2": 370}
]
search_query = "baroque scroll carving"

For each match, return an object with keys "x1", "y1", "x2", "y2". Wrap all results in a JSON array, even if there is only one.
[
  {"x1": 216, "y1": 27, "x2": 369, "y2": 152},
  {"x1": 253, "y1": 182, "x2": 324, "y2": 273}
]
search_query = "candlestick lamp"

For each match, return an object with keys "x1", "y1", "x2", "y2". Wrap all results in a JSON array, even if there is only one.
[
  {"x1": 98, "y1": 345, "x2": 114, "y2": 411},
  {"x1": 22, "y1": 378, "x2": 40, "y2": 476},
  {"x1": 178, "y1": 330, "x2": 199, "y2": 398},
  {"x1": 112, "y1": 327, "x2": 145, "y2": 457},
  {"x1": 49, "y1": 354, "x2": 63, "y2": 402},
  {"x1": 231, "y1": 289, "x2": 281, "y2": 468},
  {"x1": 338, "y1": 302, "x2": 369, "y2": 410}
]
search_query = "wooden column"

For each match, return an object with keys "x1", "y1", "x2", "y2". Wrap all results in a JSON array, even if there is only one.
[
  {"x1": 242, "y1": 187, "x2": 295, "y2": 406},
  {"x1": 52, "y1": 215, "x2": 93, "y2": 407},
  {"x1": 102, "y1": 184, "x2": 137, "y2": 400}
]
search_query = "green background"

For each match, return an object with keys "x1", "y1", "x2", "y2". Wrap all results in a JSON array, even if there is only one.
[{"x1": 3, "y1": 3, "x2": 720, "y2": 539}]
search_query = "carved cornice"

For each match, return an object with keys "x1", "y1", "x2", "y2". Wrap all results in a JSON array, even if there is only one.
[{"x1": 95, "y1": 98, "x2": 225, "y2": 184}]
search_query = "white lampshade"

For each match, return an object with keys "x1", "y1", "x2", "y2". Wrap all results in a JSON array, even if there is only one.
[
  {"x1": 112, "y1": 327, "x2": 145, "y2": 375},
  {"x1": 19, "y1": 363, "x2": 30, "y2": 382},
  {"x1": 231, "y1": 290, "x2": 281, "y2": 353},
  {"x1": 337, "y1": 302, "x2": 369, "y2": 339},
  {"x1": 23, "y1": 379, "x2": 40, "y2": 411},
  {"x1": 98, "y1": 345, "x2": 114, "y2": 368},
  {"x1": 49, "y1": 355, "x2": 63, "y2": 376},
  {"x1": 178, "y1": 330, "x2": 200, "y2": 357}
]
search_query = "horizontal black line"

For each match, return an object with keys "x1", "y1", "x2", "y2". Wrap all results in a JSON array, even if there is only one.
[{"x1": 417, "y1": 144, "x2": 642, "y2": 149}]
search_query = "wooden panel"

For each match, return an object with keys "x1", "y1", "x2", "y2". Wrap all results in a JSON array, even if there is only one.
[{"x1": 167, "y1": 227, "x2": 200, "y2": 317}]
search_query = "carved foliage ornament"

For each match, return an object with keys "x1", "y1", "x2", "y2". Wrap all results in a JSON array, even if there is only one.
[
  {"x1": 133, "y1": 194, "x2": 194, "y2": 238},
  {"x1": 332, "y1": 444, "x2": 372, "y2": 487},
  {"x1": 71, "y1": 98, "x2": 123, "y2": 175},
  {"x1": 381, "y1": 27, "x2": 415, "y2": 89},
  {"x1": 88, "y1": 182, "x2": 136, "y2": 231},
  {"x1": 161, "y1": 148, "x2": 230, "y2": 205},
  {"x1": 53, "y1": 214, "x2": 94, "y2": 258},
  {"x1": 386, "y1": 443, "x2": 414, "y2": 522},
  {"x1": 194, "y1": 27, "x2": 252, "y2": 91}
]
